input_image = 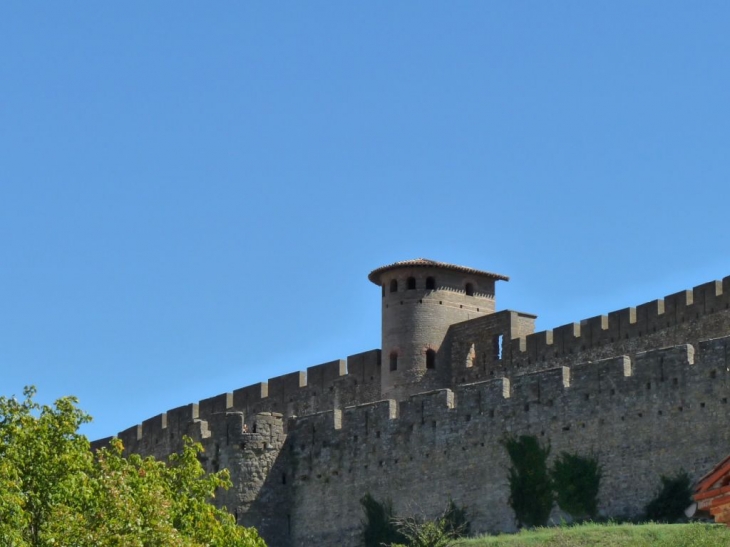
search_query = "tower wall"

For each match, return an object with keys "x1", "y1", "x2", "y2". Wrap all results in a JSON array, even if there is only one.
[
  {"x1": 286, "y1": 339, "x2": 730, "y2": 546},
  {"x1": 380, "y1": 267, "x2": 497, "y2": 399},
  {"x1": 92, "y1": 262, "x2": 730, "y2": 547}
]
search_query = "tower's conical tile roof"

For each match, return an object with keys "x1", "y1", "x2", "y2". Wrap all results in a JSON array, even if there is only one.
[{"x1": 368, "y1": 258, "x2": 509, "y2": 285}]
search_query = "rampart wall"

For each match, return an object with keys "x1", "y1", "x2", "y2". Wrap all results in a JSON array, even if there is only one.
[
  {"x1": 92, "y1": 274, "x2": 730, "y2": 547},
  {"x1": 446, "y1": 277, "x2": 730, "y2": 385},
  {"x1": 99, "y1": 276, "x2": 730, "y2": 462},
  {"x1": 92, "y1": 348, "x2": 381, "y2": 460},
  {"x1": 380, "y1": 268, "x2": 498, "y2": 399},
  {"x1": 285, "y1": 336, "x2": 730, "y2": 546}
]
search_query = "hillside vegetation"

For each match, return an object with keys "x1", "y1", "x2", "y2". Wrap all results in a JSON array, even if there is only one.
[{"x1": 453, "y1": 523, "x2": 730, "y2": 547}]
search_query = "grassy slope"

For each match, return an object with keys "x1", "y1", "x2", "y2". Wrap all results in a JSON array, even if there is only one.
[{"x1": 453, "y1": 522, "x2": 730, "y2": 547}]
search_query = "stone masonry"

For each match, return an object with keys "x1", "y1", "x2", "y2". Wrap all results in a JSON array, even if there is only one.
[{"x1": 93, "y1": 258, "x2": 730, "y2": 547}]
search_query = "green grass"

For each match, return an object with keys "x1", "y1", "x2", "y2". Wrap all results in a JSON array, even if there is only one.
[{"x1": 453, "y1": 522, "x2": 730, "y2": 547}]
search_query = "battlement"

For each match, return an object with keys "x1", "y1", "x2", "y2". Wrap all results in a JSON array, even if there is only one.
[
  {"x1": 481, "y1": 277, "x2": 729, "y2": 374},
  {"x1": 104, "y1": 349, "x2": 381, "y2": 456},
  {"x1": 101, "y1": 274, "x2": 730, "y2": 463},
  {"x1": 289, "y1": 341, "x2": 705, "y2": 443},
  {"x1": 285, "y1": 334, "x2": 730, "y2": 546},
  {"x1": 90, "y1": 262, "x2": 730, "y2": 547},
  {"x1": 515, "y1": 278, "x2": 728, "y2": 359}
]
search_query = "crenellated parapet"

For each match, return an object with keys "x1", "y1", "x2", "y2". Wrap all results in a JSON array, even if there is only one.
[
  {"x1": 107, "y1": 272, "x2": 730, "y2": 464},
  {"x1": 100, "y1": 349, "x2": 381, "y2": 459},
  {"x1": 446, "y1": 276, "x2": 730, "y2": 387},
  {"x1": 91, "y1": 262, "x2": 730, "y2": 547},
  {"x1": 512, "y1": 278, "x2": 730, "y2": 364},
  {"x1": 288, "y1": 342, "x2": 706, "y2": 447},
  {"x1": 284, "y1": 337, "x2": 730, "y2": 545}
]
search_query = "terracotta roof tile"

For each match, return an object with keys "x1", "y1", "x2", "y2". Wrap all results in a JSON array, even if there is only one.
[{"x1": 368, "y1": 258, "x2": 509, "y2": 285}]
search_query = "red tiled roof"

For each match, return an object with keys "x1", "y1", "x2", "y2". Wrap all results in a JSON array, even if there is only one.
[
  {"x1": 368, "y1": 258, "x2": 509, "y2": 285},
  {"x1": 696, "y1": 453, "x2": 730, "y2": 494}
]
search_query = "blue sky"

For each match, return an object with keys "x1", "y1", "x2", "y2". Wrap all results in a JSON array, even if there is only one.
[{"x1": 2, "y1": 2, "x2": 730, "y2": 440}]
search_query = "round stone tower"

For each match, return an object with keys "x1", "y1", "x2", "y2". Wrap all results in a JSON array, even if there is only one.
[{"x1": 368, "y1": 258, "x2": 509, "y2": 401}]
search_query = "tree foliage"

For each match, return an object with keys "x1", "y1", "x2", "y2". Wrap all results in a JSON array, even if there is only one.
[
  {"x1": 551, "y1": 452, "x2": 602, "y2": 520},
  {"x1": 644, "y1": 470, "x2": 693, "y2": 523},
  {"x1": 361, "y1": 494, "x2": 470, "y2": 547},
  {"x1": 442, "y1": 498, "x2": 470, "y2": 538},
  {"x1": 0, "y1": 386, "x2": 266, "y2": 547},
  {"x1": 502, "y1": 435, "x2": 553, "y2": 528},
  {"x1": 360, "y1": 493, "x2": 406, "y2": 547},
  {"x1": 391, "y1": 499, "x2": 470, "y2": 547}
]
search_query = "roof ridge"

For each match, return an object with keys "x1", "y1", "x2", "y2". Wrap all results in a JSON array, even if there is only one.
[{"x1": 368, "y1": 259, "x2": 509, "y2": 285}]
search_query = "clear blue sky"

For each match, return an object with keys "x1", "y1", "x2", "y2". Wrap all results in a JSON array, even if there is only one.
[{"x1": 2, "y1": 2, "x2": 730, "y2": 440}]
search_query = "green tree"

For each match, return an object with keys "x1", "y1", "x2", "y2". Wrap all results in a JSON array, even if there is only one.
[
  {"x1": 645, "y1": 470, "x2": 693, "y2": 523},
  {"x1": 390, "y1": 500, "x2": 470, "y2": 547},
  {"x1": 442, "y1": 498, "x2": 470, "y2": 538},
  {"x1": 390, "y1": 520, "x2": 455, "y2": 547},
  {"x1": 0, "y1": 386, "x2": 266, "y2": 547},
  {"x1": 360, "y1": 493, "x2": 406, "y2": 547},
  {"x1": 551, "y1": 452, "x2": 602, "y2": 520},
  {"x1": 502, "y1": 435, "x2": 553, "y2": 528}
]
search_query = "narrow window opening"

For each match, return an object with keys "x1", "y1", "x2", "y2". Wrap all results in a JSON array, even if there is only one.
[
  {"x1": 426, "y1": 349, "x2": 436, "y2": 369},
  {"x1": 389, "y1": 352, "x2": 398, "y2": 371},
  {"x1": 466, "y1": 344, "x2": 476, "y2": 368},
  {"x1": 389, "y1": 279, "x2": 398, "y2": 293},
  {"x1": 282, "y1": 473, "x2": 287, "y2": 485},
  {"x1": 426, "y1": 276, "x2": 435, "y2": 290},
  {"x1": 492, "y1": 335, "x2": 504, "y2": 360},
  {"x1": 465, "y1": 282, "x2": 474, "y2": 296},
  {"x1": 381, "y1": 286, "x2": 385, "y2": 298},
  {"x1": 407, "y1": 276, "x2": 416, "y2": 290}
]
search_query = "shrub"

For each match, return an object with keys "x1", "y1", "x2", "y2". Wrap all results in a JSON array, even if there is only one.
[
  {"x1": 644, "y1": 470, "x2": 693, "y2": 523},
  {"x1": 502, "y1": 435, "x2": 553, "y2": 528},
  {"x1": 443, "y1": 498, "x2": 470, "y2": 538},
  {"x1": 551, "y1": 452, "x2": 602, "y2": 520},
  {"x1": 0, "y1": 386, "x2": 266, "y2": 547},
  {"x1": 391, "y1": 500, "x2": 470, "y2": 547},
  {"x1": 360, "y1": 493, "x2": 406, "y2": 547}
]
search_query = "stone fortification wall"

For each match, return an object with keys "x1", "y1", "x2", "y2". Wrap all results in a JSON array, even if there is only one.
[
  {"x1": 92, "y1": 349, "x2": 381, "y2": 460},
  {"x1": 380, "y1": 267, "x2": 497, "y2": 400},
  {"x1": 207, "y1": 411, "x2": 290, "y2": 547},
  {"x1": 444, "y1": 310, "x2": 536, "y2": 386},
  {"x1": 90, "y1": 273, "x2": 730, "y2": 547},
  {"x1": 93, "y1": 407, "x2": 292, "y2": 547},
  {"x1": 446, "y1": 277, "x2": 730, "y2": 387},
  {"x1": 284, "y1": 336, "x2": 730, "y2": 546}
]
